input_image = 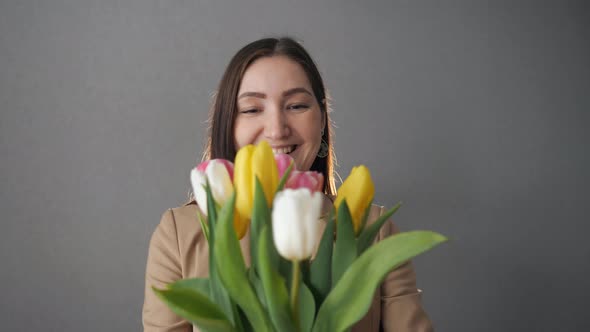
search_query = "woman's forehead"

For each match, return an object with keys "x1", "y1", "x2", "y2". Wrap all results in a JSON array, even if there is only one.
[{"x1": 238, "y1": 56, "x2": 312, "y2": 95}]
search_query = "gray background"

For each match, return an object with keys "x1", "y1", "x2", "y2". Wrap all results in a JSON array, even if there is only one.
[{"x1": 1, "y1": 0, "x2": 588, "y2": 331}]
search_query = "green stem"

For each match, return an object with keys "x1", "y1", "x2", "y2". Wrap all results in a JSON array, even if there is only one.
[{"x1": 290, "y1": 260, "x2": 301, "y2": 331}]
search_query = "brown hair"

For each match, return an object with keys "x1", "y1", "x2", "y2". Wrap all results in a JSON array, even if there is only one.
[{"x1": 201, "y1": 37, "x2": 336, "y2": 196}]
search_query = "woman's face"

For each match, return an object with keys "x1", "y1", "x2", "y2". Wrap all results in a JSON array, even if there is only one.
[{"x1": 234, "y1": 55, "x2": 325, "y2": 171}]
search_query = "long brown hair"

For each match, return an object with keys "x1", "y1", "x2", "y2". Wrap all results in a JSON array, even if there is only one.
[{"x1": 200, "y1": 37, "x2": 336, "y2": 197}]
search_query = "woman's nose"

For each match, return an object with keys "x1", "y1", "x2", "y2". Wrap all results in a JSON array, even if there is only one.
[{"x1": 264, "y1": 109, "x2": 290, "y2": 140}]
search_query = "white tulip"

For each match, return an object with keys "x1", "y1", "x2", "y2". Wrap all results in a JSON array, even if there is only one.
[{"x1": 272, "y1": 188, "x2": 324, "y2": 261}]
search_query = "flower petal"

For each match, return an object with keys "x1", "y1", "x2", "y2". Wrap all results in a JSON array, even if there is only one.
[
  {"x1": 190, "y1": 168, "x2": 208, "y2": 215},
  {"x1": 206, "y1": 159, "x2": 234, "y2": 205}
]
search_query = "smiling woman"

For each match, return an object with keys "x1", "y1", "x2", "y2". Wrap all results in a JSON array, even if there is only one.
[
  {"x1": 204, "y1": 37, "x2": 336, "y2": 196},
  {"x1": 142, "y1": 37, "x2": 434, "y2": 332},
  {"x1": 234, "y1": 56, "x2": 325, "y2": 173}
]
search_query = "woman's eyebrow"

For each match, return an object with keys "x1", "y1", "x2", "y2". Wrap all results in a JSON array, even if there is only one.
[
  {"x1": 237, "y1": 87, "x2": 312, "y2": 100},
  {"x1": 238, "y1": 91, "x2": 266, "y2": 100},
  {"x1": 283, "y1": 87, "x2": 312, "y2": 98}
]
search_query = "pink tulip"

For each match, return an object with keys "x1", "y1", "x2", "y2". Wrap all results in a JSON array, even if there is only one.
[
  {"x1": 196, "y1": 159, "x2": 234, "y2": 178},
  {"x1": 273, "y1": 153, "x2": 323, "y2": 192},
  {"x1": 191, "y1": 159, "x2": 234, "y2": 215},
  {"x1": 274, "y1": 153, "x2": 294, "y2": 179},
  {"x1": 286, "y1": 170, "x2": 324, "y2": 192}
]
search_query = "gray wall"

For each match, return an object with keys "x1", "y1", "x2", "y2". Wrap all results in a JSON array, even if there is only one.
[{"x1": 1, "y1": 0, "x2": 588, "y2": 331}]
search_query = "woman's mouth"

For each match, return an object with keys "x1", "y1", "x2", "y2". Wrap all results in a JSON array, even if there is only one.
[{"x1": 272, "y1": 145, "x2": 297, "y2": 155}]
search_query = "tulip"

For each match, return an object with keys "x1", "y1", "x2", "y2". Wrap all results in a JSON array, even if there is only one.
[
  {"x1": 190, "y1": 159, "x2": 234, "y2": 216},
  {"x1": 272, "y1": 187, "x2": 323, "y2": 327},
  {"x1": 286, "y1": 170, "x2": 324, "y2": 192},
  {"x1": 271, "y1": 188, "x2": 324, "y2": 261},
  {"x1": 274, "y1": 153, "x2": 323, "y2": 192},
  {"x1": 274, "y1": 153, "x2": 294, "y2": 179},
  {"x1": 234, "y1": 141, "x2": 279, "y2": 233},
  {"x1": 334, "y1": 165, "x2": 375, "y2": 234}
]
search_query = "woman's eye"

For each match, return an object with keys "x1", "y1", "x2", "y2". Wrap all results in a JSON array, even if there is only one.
[
  {"x1": 287, "y1": 104, "x2": 309, "y2": 111},
  {"x1": 240, "y1": 108, "x2": 259, "y2": 114}
]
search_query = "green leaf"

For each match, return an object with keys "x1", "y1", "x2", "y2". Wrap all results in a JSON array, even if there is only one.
[
  {"x1": 214, "y1": 192, "x2": 273, "y2": 332},
  {"x1": 250, "y1": 177, "x2": 270, "y2": 274},
  {"x1": 168, "y1": 277, "x2": 232, "y2": 329},
  {"x1": 257, "y1": 226, "x2": 296, "y2": 332},
  {"x1": 205, "y1": 180, "x2": 218, "y2": 226},
  {"x1": 169, "y1": 277, "x2": 210, "y2": 296},
  {"x1": 236, "y1": 307, "x2": 255, "y2": 332},
  {"x1": 248, "y1": 268, "x2": 268, "y2": 309},
  {"x1": 312, "y1": 231, "x2": 447, "y2": 332},
  {"x1": 357, "y1": 202, "x2": 402, "y2": 254},
  {"x1": 300, "y1": 260, "x2": 311, "y2": 291},
  {"x1": 309, "y1": 209, "x2": 334, "y2": 307},
  {"x1": 298, "y1": 282, "x2": 316, "y2": 332},
  {"x1": 204, "y1": 184, "x2": 235, "y2": 325},
  {"x1": 276, "y1": 162, "x2": 294, "y2": 193},
  {"x1": 331, "y1": 200, "x2": 357, "y2": 286},
  {"x1": 204, "y1": 182, "x2": 217, "y2": 295},
  {"x1": 278, "y1": 255, "x2": 292, "y2": 285},
  {"x1": 232, "y1": 304, "x2": 247, "y2": 332},
  {"x1": 210, "y1": 262, "x2": 236, "y2": 325},
  {"x1": 197, "y1": 210, "x2": 210, "y2": 244},
  {"x1": 152, "y1": 287, "x2": 236, "y2": 332},
  {"x1": 356, "y1": 199, "x2": 373, "y2": 236}
]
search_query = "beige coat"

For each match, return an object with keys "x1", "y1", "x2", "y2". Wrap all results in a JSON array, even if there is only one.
[{"x1": 143, "y1": 201, "x2": 433, "y2": 331}]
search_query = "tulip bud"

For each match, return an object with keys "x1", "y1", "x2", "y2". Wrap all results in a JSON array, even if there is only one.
[
  {"x1": 274, "y1": 153, "x2": 294, "y2": 179},
  {"x1": 252, "y1": 141, "x2": 279, "y2": 205},
  {"x1": 272, "y1": 188, "x2": 324, "y2": 261},
  {"x1": 334, "y1": 165, "x2": 375, "y2": 234},
  {"x1": 234, "y1": 141, "x2": 279, "y2": 225},
  {"x1": 190, "y1": 159, "x2": 234, "y2": 216},
  {"x1": 286, "y1": 170, "x2": 324, "y2": 192}
]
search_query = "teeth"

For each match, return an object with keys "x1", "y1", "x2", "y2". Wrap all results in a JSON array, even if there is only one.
[{"x1": 272, "y1": 145, "x2": 295, "y2": 155}]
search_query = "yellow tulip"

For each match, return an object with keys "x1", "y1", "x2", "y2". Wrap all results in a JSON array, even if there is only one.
[
  {"x1": 251, "y1": 141, "x2": 279, "y2": 206},
  {"x1": 234, "y1": 141, "x2": 279, "y2": 238},
  {"x1": 334, "y1": 165, "x2": 375, "y2": 234}
]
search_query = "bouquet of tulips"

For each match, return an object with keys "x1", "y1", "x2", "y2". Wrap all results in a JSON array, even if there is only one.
[{"x1": 153, "y1": 141, "x2": 446, "y2": 332}]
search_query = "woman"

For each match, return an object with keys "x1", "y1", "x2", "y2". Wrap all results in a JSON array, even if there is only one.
[{"x1": 143, "y1": 37, "x2": 433, "y2": 332}]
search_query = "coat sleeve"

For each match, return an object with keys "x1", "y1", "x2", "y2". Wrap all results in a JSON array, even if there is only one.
[
  {"x1": 379, "y1": 207, "x2": 434, "y2": 332},
  {"x1": 142, "y1": 209, "x2": 192, "y2": 332}
]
